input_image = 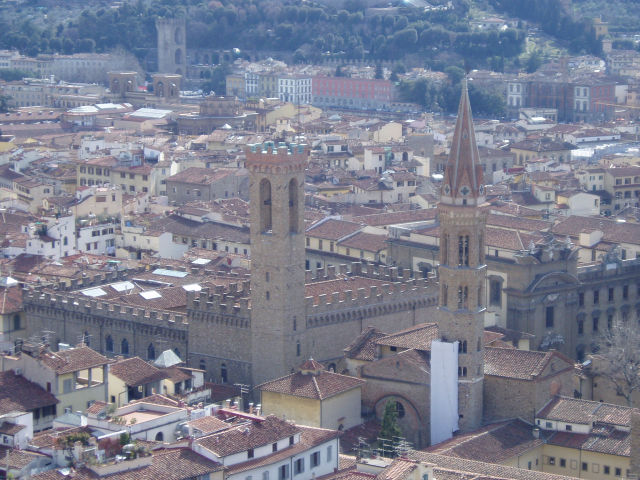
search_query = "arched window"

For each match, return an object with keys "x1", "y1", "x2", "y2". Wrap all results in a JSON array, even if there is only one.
[
  {"x1": 296, "y1": 341, "x2": 301, "y2": 357},
  {"x1": 156, "y1": 81, "x2": 164, "y2": 97},
  {"x1": 458, "y1": 235, "x2": 469, "y2": 266},
  {"x1": 147, "y1": 343, "x2": 155, "y2": 361},
  {"x1": 289, "y1": 178, "x2": 299, "y2": 233},
  {"x1": 459, "y1": 340, "x2": 467, "y2": 354},
  {"x1": 63, "y1": 236, "x2": 68, "y2": 246},
  {"x1": 174, "y1": 48, "x2": 183, "y2": 65},
  {"x1": 105, "y1": 335, "x2": 114, "y2": 353},
  {"x1": 155, "y1": 432, "x2": 164, "y2": 442},
  {"x1": 259, "y1": 179, "x2": 272, "y2": 232},
  {"x1": 199, "y1": 359, "x2": 206, "y2": 371},
  {"x1": 121, "y1": 338, "x2": 129, "y2": 355},
  {"x1": 395, "y1": 401, "x2": 405, "y2": 419},
  {"x1": 83, "y1": 331, "x2": 90, "y2": 347},
  {"x1": 221, "y1": 363, "x2": 228, "y2": 383}
]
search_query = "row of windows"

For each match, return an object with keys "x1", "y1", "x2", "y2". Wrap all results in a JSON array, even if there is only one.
[
  {"x1": 79, "y1": 166, "x2": 110, "y2": 176},
  {"x1": 103, "y1": 336, "x2": 172, "y2": 361},
  {"x1": 547, "y1": 456, "x2": 624, "y2": 476},
  {"x1": 244, "y1": 446, "x2": 332, "y2": 480},
  {"x1": 578, "y1": 284, "x2": 640, "y2": 306}
]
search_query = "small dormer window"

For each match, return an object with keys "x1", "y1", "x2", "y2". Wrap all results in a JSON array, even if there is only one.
[
  {"x1": 289, "y1": 435, "x2": 294, "y2": 446},
  {"x1": 248, "y1": 448, "x2": 254, "y2": 459}
]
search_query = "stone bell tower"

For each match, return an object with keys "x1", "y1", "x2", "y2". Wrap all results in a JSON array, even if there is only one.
[
  {"x1": 156, "y1": 17, "x2": 187, "y2": 75},
  {"x1": 246, "y1": 141, "x2": 308, "y2": 387},
  {"x1": 437, "y1": 80, "x2": 487, "y2": 432}
]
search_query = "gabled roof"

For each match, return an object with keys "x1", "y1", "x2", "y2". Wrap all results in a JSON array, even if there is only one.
[
  {"x1": 424, "y1": 419, "x2": 543, "y2": 463},
  {"x1": 109, "y1": 357, "x2": 169, "y2": 386},
  {"x1": 484, "y1": 348, "x2": 574, "y2": 381},
  {"x1": 0, "y1": 370, "x2": 59, "y2": 415},
  {"x1": 375, "y1": 323, "x2": 439, "y2": 352},
  {"x1": 196, "y1": 415, "x2": 299, "y2": 458},
  {"x1": 343, "y1": 326, "x2": 387, "y2": 361},
  {"x1": 536, "y1": 396, "x2": 631, "y2": 427},
  {"x1": 38, "y1": 346, "x2": 110, "y2": 374},
  {"x1": 257, "y1": 370, "x2": 364, "y2": 400}
]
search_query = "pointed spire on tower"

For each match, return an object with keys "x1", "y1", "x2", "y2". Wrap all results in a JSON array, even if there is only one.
[{"x1": 441, "y1": 78, "x2": 485, "y2": 206}]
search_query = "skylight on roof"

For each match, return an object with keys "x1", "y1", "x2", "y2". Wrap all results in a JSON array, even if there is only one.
[
  {"x1": 140, "y1": 290, "x2": 162, "y2": 300},
  {"x1": 152, "y1": 268, "x2": 188, "y2": 278},
  {"x1": 182, "y1": 284, "x2": 202, "y2": 292},
  {"x1": 111, "y1": 281, "x2": 135, "y2": 292},
  {"x1": 82, "y1": 287, "x2": 107, "y2": 297},
  {"x1": 191, "y1": 258, "x2": 211, "y2": 265}
]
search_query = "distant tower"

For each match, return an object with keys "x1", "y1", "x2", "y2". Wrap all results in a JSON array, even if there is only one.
[
  {"x1": 437, "y1": 80, "x2": 487, "y2": 432},
  {"x1": 246, "y1": 141, "x2": 308, "y2": 387},
  {"x1": 156, "y1": 17, "x2": 187, "y2": 75}
]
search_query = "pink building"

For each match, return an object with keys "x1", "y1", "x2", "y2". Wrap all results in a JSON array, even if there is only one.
[{"x1": 312, "y1": 76, "x2": 393, "y2": 110}]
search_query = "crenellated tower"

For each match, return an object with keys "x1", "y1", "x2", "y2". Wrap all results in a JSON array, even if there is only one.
[
  {"x1": 246, "y1": 142, "x2": 308, "y2": 387},
  {"x1": 437, "y1": 80, "x2": 487, "y2": 432}
]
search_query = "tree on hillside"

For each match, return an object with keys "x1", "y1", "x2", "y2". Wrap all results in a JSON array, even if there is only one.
[{"x1": 592, "y1": 319, "x2": 640, "y2": 407}]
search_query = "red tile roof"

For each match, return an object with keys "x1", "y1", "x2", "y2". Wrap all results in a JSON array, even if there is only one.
[
  {"x1": 484, "y1": 348, "x2": 574, "y2": 381},
  {"x1": 375, "y1": 323, "x2": 440, "y2": 351},
  {"x1": 109, "y1": 357, "x2": 169, "y2": 386},
  {"x1": 0, "y1": 446, "x2": 50, "y2": 470},
  {"x1": 188, "y1": 415, "x2": 230, "y2": 435},
  {"x1": 536, "y1": 396, "x2": 631, "y2": 427},
  {"x1": 196, "y1": 415, "x2": 299, "y2": 458},
  {"x1": 306, "y1": 219, "x2": 363, "y2": 240},
  {"x1": 32, "y1": 447, "x2": 223, "y2": 480},
  {"x1": 339, "y1": 232, "x2": 388, "y2": 253},
  {"x1": 343, "y1": 327, "x2": 387, "y2": 361},
  {"x1": 257, "y1": 370, "x2": 364, "y2": 400},
  {"x1": 0, "y1": 370, "x2": 59, "y2": 415},
  {"x1": 0, "y1": 286, "x2": 22, "y2": 315},
  {"x1": 425, "y1": 419, "x2": 543, "y2": 463},
  {"x1": 38, "y1": 346, "x2": 110, "y2": 374}
]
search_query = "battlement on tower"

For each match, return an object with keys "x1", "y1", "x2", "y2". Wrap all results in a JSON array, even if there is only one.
[
  {"x1": 303, "y1": 261, "x2": 439, "y2": 323},
  {"x1": 244, "y1": 142, "x2": 308, "y2": 172}
]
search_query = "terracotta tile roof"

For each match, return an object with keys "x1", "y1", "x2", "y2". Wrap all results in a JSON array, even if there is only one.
[
  {"x1": 223, "y1": 424, "x2": 339, "y2": 475},
  {"x1": 29, "y1": 427, "x2": 85, "y2": 449},
  {"x1": 353, "y1": 209, "x2": 437, "y2": 227},
  {"x1": 161, "y1": 366, "x2": 192, "y2": 383},
  {"x1": 0, "y1": 370, "x2": 59, "y2": 415},
  {"x1": 167, "y1": 167, "x2": 236, "y2": 185},
  {"x1": 376, "y1": 323, "x2": 439, "y2": 351},
  {"x1": 0, "y1": 422, "x2": 26, "y2": 435},
  {"x1": 0, "y1": 286, "x2": 22, "y2": 315},
  {"x1": 32, "y1": 447, "x2": 223, "y2": 480},
  {"x1": 424, "y1": 419, "x2": 543, "y2": 463},
  {"x1": 552, "y1": 215, "x2": 640, "y2": 245},
  {"x1": 343, "y1": 327, "x2": 387, "y2": 361},
  {"x1": 375, "y1": 459, "x2": 418, "y2": 480},
  {"x1": 196, "y1": 415, "x2": 300, "y2": 458},
  {"x1": 546, "y1": 425, "x2": 630, "y2": 456},
  {"x1": 188, "y1": 415, "x2": 230, "y2": 435},
  {"x1": 410, "y1": 452, "x2": 577, "y2": 480},
  {"x1": 0, "y1": 446, "x2": 50, "y2": 470},
  {"x1": 536, "y1": 396, "x2": 632, "y2": 427},
  {"x1": 299, "y1": 358, "x2": 326, "y2": 372},
  {"x1": 85, "y1": 401, "x2": 107, "y2": 416},
  {"x1": 306, "y1": 219, "x2": 363, "y2": 240},
  {"x1": 483, "y1": 348, "x2": 573, "y2": 381},
  {"x1": 257, "y1": 370, "x2": 364, "y2": 400},
  {"x1": 338, "y1": 232, "x2": 388, "y2": 253},
  {"x1": 109, "y1": 357, "x2": 169, "y2": 386},
  {"x1": 38, "y1": 346, "x2": 110, "y2": 374}
]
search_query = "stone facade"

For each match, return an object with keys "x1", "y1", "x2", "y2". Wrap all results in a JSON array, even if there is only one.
[
  {"x1": 24, "y1": 142, "x2": 439, "y2": 391},
  {"x1": 437, "y1": 82, "x2": 487, "y2": 432},
  {"x1": 156, "y1": 17, "x2": 187, "y2": 75}
]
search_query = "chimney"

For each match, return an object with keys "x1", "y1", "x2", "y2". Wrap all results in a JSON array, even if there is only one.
[{"x1": 631, "y1": 409, "x2": 640, "y2": 478}]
